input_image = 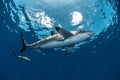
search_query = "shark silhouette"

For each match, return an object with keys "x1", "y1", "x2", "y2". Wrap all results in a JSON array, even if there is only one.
[{"x1": 20, "y1": 26, "x2": 95, "y2": 54}]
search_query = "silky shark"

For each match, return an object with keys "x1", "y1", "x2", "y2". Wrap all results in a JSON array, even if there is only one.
[
  {"x1": 8, "y1": 49, "x2": 31, "y2": 61},
  {"x1": 12, "y1": 51, "x2": 31, "y2": 61},
  {"x1": 20, "y1": 26, "x2": 95, "y2": 55}
]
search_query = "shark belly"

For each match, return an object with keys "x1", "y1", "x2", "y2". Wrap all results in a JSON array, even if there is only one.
[
  {"x1": 39, "y1": 34, "x2": 90, "y2": 48},
  {"x1": 40, "y1": 41, "x2": 69, "y2": 48},
  {"x1": 30, "y1": 33, "x2": 92, "y2": 49},
  {"x1": 63, "y1": 33, "x2": 90, "y2": 44}
]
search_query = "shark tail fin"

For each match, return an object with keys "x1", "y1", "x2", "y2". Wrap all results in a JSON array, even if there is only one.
[{"x1": 20, "y1": 33, "x2": 28, "y2": 52}]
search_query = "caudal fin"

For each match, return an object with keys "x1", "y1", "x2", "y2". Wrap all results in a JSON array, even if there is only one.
[{"x1": 20, "y1": 33, "x2": 27, "y2": 52}]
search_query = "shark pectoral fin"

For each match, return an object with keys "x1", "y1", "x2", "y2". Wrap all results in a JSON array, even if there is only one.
[
  {"x1": 50, "y1": 31, "x2": 57, "y2": 35},
  {"x1": 55, "y1": 27, "x2": 73, "y2": 39},
  {"x1": 66, "y1": 47, "x2": 74, "y2": 55}
]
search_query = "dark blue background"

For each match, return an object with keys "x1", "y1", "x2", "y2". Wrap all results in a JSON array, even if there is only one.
[{"x1": 0, "y1": 0, "x2": 120, "y2": 80}]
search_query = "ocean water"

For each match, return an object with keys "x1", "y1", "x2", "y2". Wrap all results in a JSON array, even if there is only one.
[{"x1": 0, "y1": 0, "x2": 120, "y2": 80}]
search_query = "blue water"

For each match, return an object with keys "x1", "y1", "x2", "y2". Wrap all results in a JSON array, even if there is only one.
[{"x1": 0, "y1": 0, "x2": 120, "y2": 80}]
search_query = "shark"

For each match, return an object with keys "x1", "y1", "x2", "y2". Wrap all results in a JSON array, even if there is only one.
[
  {"x1": 8, "y1": 48, "x2": 31, "y2": 61},
  {"x1": 10, "y1": 50, "x2": 31, "y2": 61},
  {"x1": 20, "y1": 26, "x2": 95, "y2": 55}
]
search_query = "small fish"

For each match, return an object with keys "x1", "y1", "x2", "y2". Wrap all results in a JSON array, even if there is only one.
[
  {"x1": 12, "y1": 50, "x2": 31, "y2": 61},
  {"x1": 17, "y1": 55, "x2": 31, "y2": 61}
]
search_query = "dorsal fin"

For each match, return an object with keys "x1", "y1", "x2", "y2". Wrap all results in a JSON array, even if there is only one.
[
  {"x1": 50, "y1": 31, "x2": 56, "y2": 35},
  {"x1": 55, "y1": 27, "x2": 73, "y2": 39}
]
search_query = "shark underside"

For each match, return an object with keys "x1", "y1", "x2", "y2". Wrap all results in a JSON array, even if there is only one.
[{"x1": 20, "y1": 26, "x2": 95, "y2": 54}]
